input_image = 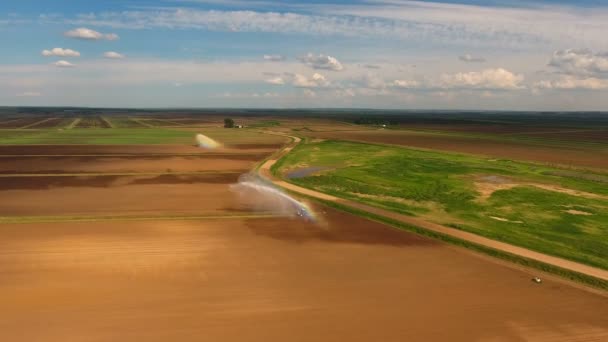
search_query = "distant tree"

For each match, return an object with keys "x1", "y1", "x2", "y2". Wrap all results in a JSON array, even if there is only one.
[{"x1": 224, "y1": 118, "x2": 235, "y2": 128}]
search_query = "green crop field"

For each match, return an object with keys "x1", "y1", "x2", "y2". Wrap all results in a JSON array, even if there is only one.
[{"x1": 275, "y1": 140, "x2": 608, "y2": 270}]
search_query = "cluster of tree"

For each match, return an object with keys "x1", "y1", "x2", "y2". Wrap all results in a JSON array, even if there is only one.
[{"x1": 224, "y1": 118, "x2": 235, "y2": 128}]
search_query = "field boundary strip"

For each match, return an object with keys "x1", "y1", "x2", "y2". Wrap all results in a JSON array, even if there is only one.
[
  {"x1": 100, "y1": 116, "x2": 116, "y2": 128},
  {"x1": 19, "y1": 117, "x2": 57, "y2": 129},
  {"x1": 256, "y1": 131, "x2": 608, "y2": 290},
  {"x1": 66, "y1": 118, "x2": 81, "y2": 129},
  {"x1": 130, "y1": 118, "x2": 155, "y2": 127}
]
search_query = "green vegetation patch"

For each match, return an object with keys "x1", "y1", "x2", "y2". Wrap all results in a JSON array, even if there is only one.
[{"x1": 276, "y1": 140, "x2": 608, "y2": 270}]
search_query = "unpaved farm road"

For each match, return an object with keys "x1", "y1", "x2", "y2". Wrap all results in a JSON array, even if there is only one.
[{"x1": 259, "y1": 133, "x2": 608, "y2": 284}]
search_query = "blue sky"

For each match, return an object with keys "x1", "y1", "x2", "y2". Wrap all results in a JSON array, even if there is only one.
[{"x1": 2, "y1": 0, "x2": 608, "y2": 109}]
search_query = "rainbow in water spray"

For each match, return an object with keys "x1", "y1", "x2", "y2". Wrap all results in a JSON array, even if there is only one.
[
  {"x1": 230, "y1": 174, "x2": 317, "y2": 222},
  {"x1": 196, "y1": 133, "x2": 222, "y2": 149}
]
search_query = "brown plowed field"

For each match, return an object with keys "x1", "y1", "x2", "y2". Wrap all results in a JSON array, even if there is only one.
[
  {"x1": 308, "y1": 130, "x2": 608, "y2": 169},
  {"x1": 0, "y1": 144, "x2": 279, "y2": 155},
  {"x1": 1, "y1": 213, "x2": 607, "y2": 341},
  {"x1": 0, "y1": 155, "x2": 261, "y2": 174},
  {"x1": 0, "y1": 174, "x2": 243, "y2": 216},
  {"x1": 23, "y1": 117, "x2": 63, "y2": 128},
  {"x1": 0, "y1": 117, "x2": 45, "y2": 128},
  {"x1": 76, "y1": 116, "x2": 111, "y2": 128}
]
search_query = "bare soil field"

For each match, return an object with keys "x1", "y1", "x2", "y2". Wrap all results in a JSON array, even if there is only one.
[
  {"x1": 518, "y1": 129, "x2": 608, "y2": 143},
  {"x1": 394, "y1": 124, "x2": 608, "y2": 142},
  {"x1": 76, "y1": 116, "x2": 111, "y2": 128},
  {"x1": 307, "y1": 130, "x2": 608, "y2": 169},
  {"x1": 0, "y1": 155, "x2": 263, "y2": 174},
  {"x1": 0, "y1": 117, "x2": 44, "y2": 128},
  {"x1": 0, "y1": 144, "x2": 280, "y2": 155},
  {"x1": 0, "y1": 174, "x2": 245, "y2": 216},
  {"x1": 1, "y1": 212, "x2": 607, "y2": 341}
]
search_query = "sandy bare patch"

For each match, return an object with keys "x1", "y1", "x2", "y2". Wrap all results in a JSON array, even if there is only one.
[
  {"x1": 489, "y1": 216, "x2": 524, "y2": 224},
  {"x1": 564, "y1": 209, "x2": 593, "y2": 216},
  {"x1": 473, "y1": 175, "x2": 608, "y2": 201}
]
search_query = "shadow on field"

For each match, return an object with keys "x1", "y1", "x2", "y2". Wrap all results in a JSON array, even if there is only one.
[{"x1": 244, "y1": 207, "x2": 438, "y2": 247}]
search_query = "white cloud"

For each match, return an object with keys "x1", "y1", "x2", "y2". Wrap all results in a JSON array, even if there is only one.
[
  {"x1": 265, "y1": 76, "x2": 285, "y2": 85},
  {"x1": 548, "y1": 49, "x2": 608, "y2": 77},
  {"x1": 103, "y1": 51, "x2": 125, "y2": 59},
  {"x1": 289, "y1": 72, "x2": 330, "y2": 88},
  {"x1": 298, "y1": 53, "x2": 344, "y2": 71},
  {"x1": 64, "y1": 27, "x2": 119, "y2": 40},
  {"x1": 61, "y1": 4, "x2": 608, "y2": 49},
  {"x1": 459, "y1": 54, "x2": 485, "y2": 63},
  {"x1": 263, "y1": 54, "x2": 285, "y2": 61},
  {"x1": 392, "y1": 79, "x2": 420, "y2": 89},
  {"x1": 265, "y1": 72, "x2": 330, "y2": 88},
  {"x1": 15, "y1": 91, "x2": 42, "y2": 97},
  {"x1": 53, "y1": 60, "x2": 75, "y2": 68},
  {"x1": 535, "y1": 76, "x2": 608, "y2": 90},
  {"x1": 440, "y1": 68, "x2": 524, "y2": 90},
  {"x1": 42, "y1": 48, "x2": 80, "y2": 57}
]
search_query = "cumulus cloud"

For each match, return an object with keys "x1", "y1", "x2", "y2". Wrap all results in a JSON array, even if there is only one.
[
  {"x1": 263, "y1": 54, "x2": 285, "y2": 61},
  {"x1": 440, "y1": 68, "x2": 524, "y2": 90},
  {"x1": 265, "y1": 72, "x2": 330, "y2": 88},
  {"x1": 290, "y1": 72, "x2": 330, "y2": 88},
  {"x1": 53, "y1": 60, "x2": 75, "y2": 68},
  {"x1": 64, "y1": 27, "x2": 119, "y2": 40},
  {"x1": 392, "y1": 79, "x2": 420, "y2": 88},
  {"x1": 548, "y1": 49, "x2": 608, "y2": 77},
  {"x1": 298, "y1": 53, "x2": 343, "y2": 71},
  {"x1": 103, "y1": 51, "x2": 125, "y2": 59},
  {"x1": 535, "y1": 76, "x2": 608, "y2": 90},
  {"x1": 265, "y1": 76, "x2": 285, "y2": 85},
  {"x1": 459, "y1": 54, "x2": 485, "y2": 63},
  {"x1": 41, "y1": 48, "x2": 80, "y2": 57}
]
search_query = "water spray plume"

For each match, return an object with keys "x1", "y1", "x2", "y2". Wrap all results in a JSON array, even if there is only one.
[
  {"x1": 231, "y1": 174, "x2": 317, "y2": 222},
  {"x1": 196, "y1": 133, "x2": 222, "y2": 149}
]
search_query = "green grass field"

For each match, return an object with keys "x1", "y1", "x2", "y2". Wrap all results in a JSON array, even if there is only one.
[{"x1": 275, "y1": 140, "x2": 608, "y2": 270}]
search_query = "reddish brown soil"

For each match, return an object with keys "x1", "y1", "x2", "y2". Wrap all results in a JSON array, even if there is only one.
[
  {"x1": 1, "y1": 213, "x2": 607, "y2": 341},
  {"x1": 0, "y1": 155, "x2": 262, "y2": 174},
  {"x1": 0, "y1": 144, "x2": 280, "y2": 155},
  {"x1": 396, "y1": 124, "x2": 608, "y2": 142},
  {"x1": 0, "y1": 175, "x2": 244, "y2": 216},
  {"x1": 519, "y1": 129, "x2": 608, "y2": 142},
  {"x1": 308, "y1": 130, "x2": 608, "y2": 169}
]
